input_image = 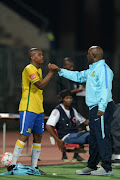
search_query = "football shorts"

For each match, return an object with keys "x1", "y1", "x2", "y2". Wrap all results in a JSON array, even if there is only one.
[{"x1": 19, "y1": 111, "x2": 44, "y2": 136}]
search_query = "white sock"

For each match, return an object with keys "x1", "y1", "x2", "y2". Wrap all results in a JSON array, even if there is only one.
[
  {"x1": 31, "y1": 143, "x2": 41, "y2": 167},
  {"x1": 11, "y1": 139, "x2": 25, "y2": 165}
]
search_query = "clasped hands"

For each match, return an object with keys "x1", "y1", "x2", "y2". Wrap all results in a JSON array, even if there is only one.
[{"x1": 48, "y1": 63, "x2": 60, "y2": 73}]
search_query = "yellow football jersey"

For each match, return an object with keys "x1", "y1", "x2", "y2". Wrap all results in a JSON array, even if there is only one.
[{"x1": 19, "y1": 63, "x2": 44, "y2": 114}]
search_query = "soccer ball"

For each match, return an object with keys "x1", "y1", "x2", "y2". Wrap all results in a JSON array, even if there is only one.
[{"x1": 1, "y1": 152, "x2": 13, "y2": 167}]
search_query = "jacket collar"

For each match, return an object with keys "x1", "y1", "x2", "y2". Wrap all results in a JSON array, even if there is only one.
[{"x1": 89, "y1": 59, "x2": 105, "y2": 69}]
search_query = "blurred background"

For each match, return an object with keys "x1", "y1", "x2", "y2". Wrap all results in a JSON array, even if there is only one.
[{"x1": 0, "y1": 0, "x2": 120, "y2": 122}]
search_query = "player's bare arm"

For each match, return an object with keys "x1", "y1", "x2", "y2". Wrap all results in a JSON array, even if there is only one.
[
  {"x1": 34, "y1": 71, "x2": 54, "y2": 90},
  {"x1": 34, "y1": 64, "x2": 58, "y2": 89},
  {"x1": 46, "y1": 125, "x2": 65, "y2": 151}
]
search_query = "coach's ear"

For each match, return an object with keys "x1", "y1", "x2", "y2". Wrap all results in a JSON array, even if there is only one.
[{"x1": 92, "y1": 53, "x2": 96, "y2": 58}]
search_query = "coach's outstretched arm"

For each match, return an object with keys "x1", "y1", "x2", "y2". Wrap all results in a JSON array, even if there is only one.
[{"x1": 48, "y1": 64, "x2": 89, "y2": 83}]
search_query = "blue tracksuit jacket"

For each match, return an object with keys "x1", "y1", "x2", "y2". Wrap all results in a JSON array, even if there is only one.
[{"x1": 58, "y1": 59, "x2": 113, "y2": 112}]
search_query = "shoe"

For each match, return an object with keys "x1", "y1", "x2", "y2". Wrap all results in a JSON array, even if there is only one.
[
  {"x1": 76, "y1": 167, "x2": 94, "y2": 175},
  {"x1": 62, "y1": 153, "x2": 70, "y2": 162},
  {"x1": 91, "y1": 167, "x2": 113, "y2": 176},
  {"x1": 35, "y1": 167, "x2": 47, "y2": 175},
  {"x1": 72, "y1": 155, "x2": 85, "y2": 162},
  {"x1": 7, "y1": 164, "x2": 16, "y2": 171},
  {"x1": 62, "y1": 158, "x2": 70, "y2": 162}
]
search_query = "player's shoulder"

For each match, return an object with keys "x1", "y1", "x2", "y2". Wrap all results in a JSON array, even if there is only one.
[
  {"x1": 72, "y1": 107, "x2": 77, "y2": 113},
  {"x1": 25, "y1": 63, "x2": 33, "y2": 69},
  {"x1": 52, "y1": 108, "x2": 59, "y2": 115},
  {"x1": 38, "y1": 67, "x2": 42, "y2": 72},
  {"x1": 24, "y1": 64, "x2": 36, "y2": 72}
]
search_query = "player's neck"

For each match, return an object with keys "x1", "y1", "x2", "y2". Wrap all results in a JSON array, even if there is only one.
[
  {"x1": 62, "y1": 104, "x2": 70, "y2": 110},
  {"x1": 31, "y1": 62, "x2": 40, "y2": 69}
]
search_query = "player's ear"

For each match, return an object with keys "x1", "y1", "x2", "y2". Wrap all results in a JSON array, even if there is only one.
[
  {"x1": 31, "y1": 54, "x2": 35, "y2": 61},
  {"x1": 59, "y1": 98, "x2": 63, "y2": 103}
]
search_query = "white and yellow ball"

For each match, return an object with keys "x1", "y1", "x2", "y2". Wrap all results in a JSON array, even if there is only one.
[{"x1": 1, "y1": 152, "x2": 13, "y2": 167}]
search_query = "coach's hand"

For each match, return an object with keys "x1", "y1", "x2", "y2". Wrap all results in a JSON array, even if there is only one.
[
  {"x1": 97, "y1": 110, "x2": 104, "y2": 117},
  {"x1": 58, "y1": 139, "x2": 65, "y2": 151},
  {"x1": 48, "y1": 63, "x2": 61, "y2": 72}
]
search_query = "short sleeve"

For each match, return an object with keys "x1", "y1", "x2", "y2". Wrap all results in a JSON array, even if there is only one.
[
  {"x1": 73, "y1": 108, "x2": 86, "y2": 124},
  {"x1": 25, "y1": 66, "x2": 40, "y2": 84},
  {"x1": 46, "y1": 109, "x2": 60, "y2": 127}
]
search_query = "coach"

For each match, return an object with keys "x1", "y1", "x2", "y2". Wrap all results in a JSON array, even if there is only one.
[{"x1": 50, "y1": 46, "x2": 114, "y2": 176}]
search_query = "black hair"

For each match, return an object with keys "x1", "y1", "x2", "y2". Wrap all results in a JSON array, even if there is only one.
[
  {"x1": 63, "y1": 57, "x2": 74, "y2": 66},
  {"x1": 28, "y1": 48, "x2": 40, "y2": 60},
  {"x1": 59, "y1": 89, "x2": 72, "y2": 103}
]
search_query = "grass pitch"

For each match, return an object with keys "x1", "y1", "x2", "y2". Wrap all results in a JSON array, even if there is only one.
[{"x1": 0, "y1": 163, "x2": 120, "y2": 180}]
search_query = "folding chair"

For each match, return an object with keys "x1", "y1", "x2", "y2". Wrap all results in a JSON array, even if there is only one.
[{"x1": 52, "y1": 127, "x2": 87, "y2": 153}]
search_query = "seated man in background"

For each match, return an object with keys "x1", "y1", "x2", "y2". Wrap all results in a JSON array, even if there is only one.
[{"x1": 46, "y1": 89, "x2": 89, "y2": 162}]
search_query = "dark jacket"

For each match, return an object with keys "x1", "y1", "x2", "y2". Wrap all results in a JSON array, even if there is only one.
[{"x1": 55, "y1": 105, "x2": 78, "y2": 139}]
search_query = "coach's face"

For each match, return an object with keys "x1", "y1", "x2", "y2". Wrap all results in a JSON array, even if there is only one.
[{"x1": 87, "y1": 48, "x2": 94, "y2": 64}]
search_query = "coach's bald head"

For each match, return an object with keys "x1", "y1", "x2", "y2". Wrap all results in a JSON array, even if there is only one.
[{"x1": 87, "y1": 46, "x2": 103, "y2": 63}]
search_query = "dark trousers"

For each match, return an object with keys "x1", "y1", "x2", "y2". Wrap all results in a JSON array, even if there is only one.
[{"x1": 88, "y1": 102, "x2": 114, "y2": 172}]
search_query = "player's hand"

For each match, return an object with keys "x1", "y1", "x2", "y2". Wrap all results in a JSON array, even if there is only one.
[
  {"x1": 97, "y1": 110, "x2": 104, "y2": 117},
  {"x1": 48, "y1": 63, "x2": 61, "y2": 72},
  {"x1": 58, "y1": 139, "x2": 65, "y2": 151}
]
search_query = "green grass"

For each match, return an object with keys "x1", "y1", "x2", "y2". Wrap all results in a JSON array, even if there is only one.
[{"x1": 0, "y1": 163, "x2": 120, "y2": 180}]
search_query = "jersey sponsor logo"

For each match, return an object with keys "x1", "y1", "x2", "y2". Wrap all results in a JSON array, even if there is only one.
[
  {"x1": 53, "y1": 109, "x2": 58, "y2": 116},
  {"x1": 30, "y1": 73, "x2": 36, "y2": 80},
  {"x1": 26, "y1": 128, "x2": 31, "y2": 133},
  {"x1": 90, "y1": 71, "x2": 95, "y2": 76}
]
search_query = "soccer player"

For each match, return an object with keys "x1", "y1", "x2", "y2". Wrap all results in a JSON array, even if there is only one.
[
  {"x1": 7, "y1": 48, "x2": 55, "y2": 174},
  {"x1": 48, "y1": 46, "x2": 114, "y2": 176}
]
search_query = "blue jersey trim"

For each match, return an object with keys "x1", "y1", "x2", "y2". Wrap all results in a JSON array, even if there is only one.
[
  {"x1": 104, "y1": 65, "x2": 108, "y2": 89},
  {"x1": 101, "y1": 116, "x2": 105, "y2": 139}
]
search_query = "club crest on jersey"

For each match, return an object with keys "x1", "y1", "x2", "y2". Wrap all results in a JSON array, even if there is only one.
[
  {"x1": 30, "y1": 73, "x2": 36, "y2": 80},
  {"x1": 90, "y1": 71, "x2": 95, "y2": 76},
  {"x1": 26, "y1": 128, "x2": 31, "y2": 133}
]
